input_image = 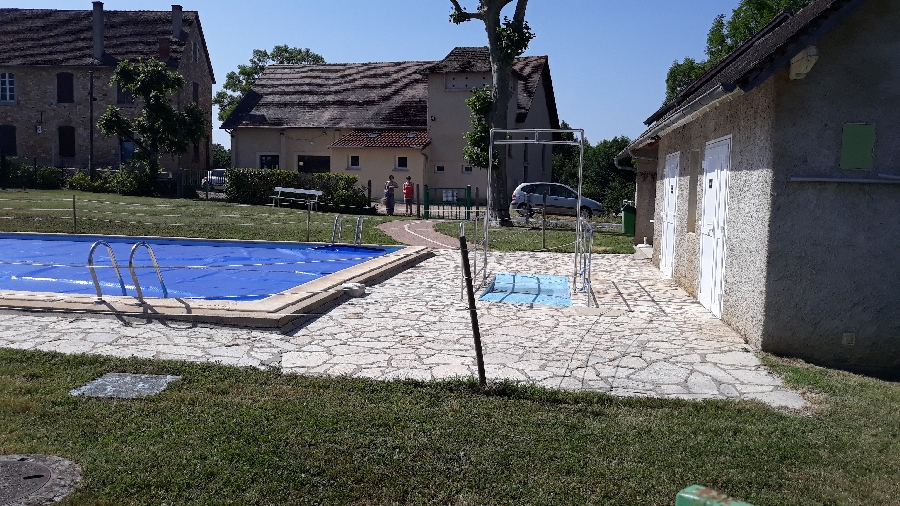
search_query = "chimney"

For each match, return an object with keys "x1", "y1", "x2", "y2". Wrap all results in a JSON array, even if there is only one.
[
  {"x1": 158, "y1": 38, "x2": 171, "y2": 60},
  {"x1": 171, "y1": 5, "x2": 183, "y2": 40},
  {"x1": 92, "y1": 1, "x2": 104, "y2": 60}
]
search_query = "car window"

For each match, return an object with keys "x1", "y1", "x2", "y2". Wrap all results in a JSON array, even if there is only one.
[
  {"x1": 530, "y1": 184, "x2": 551, "y2": 196},
  {"x1": 551, "y1": 185, "x2": 575, "y2": 198}
]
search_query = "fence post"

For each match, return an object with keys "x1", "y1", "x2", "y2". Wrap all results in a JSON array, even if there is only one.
[
  {"x1": 306, "y1": 200, "x2": 311, "y2": 242},
  {"x1": 72, "y1": 195, "x2": 77, "y2": 234},
  {"x1": 465, "y1": 185, "x2": 471, "y2": 221},
  {"x1": 459, "y1": 226, "x2": 486, "y2": 388},
  {"x1": 542, "y1": 194, "x2": 547, "y2": 250},
  {"x1": 423, "y1": 184, "x2": 429, "y2": 219},
  {"x1": 367, "y1": 180, "x2": 372, "y2": 203},
  {"x1": 416, "y1": 183, "x2": 421, "y2": 219}
]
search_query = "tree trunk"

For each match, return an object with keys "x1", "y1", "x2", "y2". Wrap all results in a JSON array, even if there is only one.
[{"x1": 484, "y1": 12, "x2": 513, "y2": 223}]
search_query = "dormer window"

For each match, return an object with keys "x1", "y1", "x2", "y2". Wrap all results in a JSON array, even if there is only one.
[
  {"x1": 404, "y1": 132, "x2": 417, "y2": 139},
  {"x1": 367, "y1": 133, "x2": 380, "y2": 139}
]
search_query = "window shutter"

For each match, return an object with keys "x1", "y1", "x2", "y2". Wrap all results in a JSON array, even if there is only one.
[
  {"x1": 57, "y1": 73, "x2": 74, "y2": 103},
  {"x1": 59, "y1": 126, "x2": 76, "y2": 157},
  {"x1": 0, "y1": 125, "x2": 17, "y2": 155}
]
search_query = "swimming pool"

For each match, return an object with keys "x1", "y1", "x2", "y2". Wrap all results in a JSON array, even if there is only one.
[{"x1": 0, "y1": 234, "x2": 404, "y2": 301}]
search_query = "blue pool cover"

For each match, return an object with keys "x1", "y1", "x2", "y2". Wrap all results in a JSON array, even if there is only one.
[
  {"x1": 479, "y1": 273, "x2": 572, "y2": 307},
  {"x1": 0, "y1": 234, "x2": 402, "y2": 301}
]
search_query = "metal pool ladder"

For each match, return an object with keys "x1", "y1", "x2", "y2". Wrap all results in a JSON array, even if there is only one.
[
  {"x1": 87, "y1": 240, "x2": 128, "y2": 303},
  {"x1": 128, "y1": 242, "x2": 168, "y2": 304}
]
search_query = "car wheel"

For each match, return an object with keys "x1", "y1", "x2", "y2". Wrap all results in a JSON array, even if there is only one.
[
  {"x1": 580, "y1": 206, "x2": 592, "y2": 220},
  {"x1": 516, "y1": 203, "x2": 534, "y2": 217}
]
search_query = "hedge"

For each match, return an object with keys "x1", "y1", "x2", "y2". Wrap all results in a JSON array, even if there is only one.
[{"x1": 224, "y1": 169, "x2": 372, "y2": 211}]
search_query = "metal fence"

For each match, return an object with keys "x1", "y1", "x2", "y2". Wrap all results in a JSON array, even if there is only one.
[{"x1": 423, "y1": 185, "x2": 474, "y2": 220}]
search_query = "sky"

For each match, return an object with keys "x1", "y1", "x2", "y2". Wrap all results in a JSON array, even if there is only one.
[{"x1": 2, "y1": 0, "x2": 742, "y2": 147}]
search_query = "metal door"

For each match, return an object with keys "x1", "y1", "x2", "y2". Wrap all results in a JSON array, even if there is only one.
[
  {"x1": 698, "y1": 137, "x2": 731, "y2": 317},
  {"x1": 660, "y1": 152, "x2": 679, "y2": 278}
]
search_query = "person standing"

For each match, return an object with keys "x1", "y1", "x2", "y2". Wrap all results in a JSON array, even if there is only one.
[
  {"x1": 402, "y1": 175, "x2": 415, "y2": 216},
  {"x1": 384, "y1": 174, "x2": 399, "y2": 216}
]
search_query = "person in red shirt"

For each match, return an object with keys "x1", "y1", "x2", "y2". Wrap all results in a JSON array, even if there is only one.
[{"x1": 402, "y1": 175, "x2": 415, "y2": 216}]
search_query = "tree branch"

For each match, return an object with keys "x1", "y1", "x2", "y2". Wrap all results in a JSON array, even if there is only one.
[
  {"x1": 449, "y1": 0, "x2": 484, "y2": 21},
  {"x1": 513, "y1": 0, "x2": 528, "y2": 25}
]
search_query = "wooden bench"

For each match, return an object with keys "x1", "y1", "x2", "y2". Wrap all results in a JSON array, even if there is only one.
[{"x1": 269, "y1": 187, "x2": 323, "y2": 209}]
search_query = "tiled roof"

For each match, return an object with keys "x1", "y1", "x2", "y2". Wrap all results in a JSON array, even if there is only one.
[
  {"x1": 646, "y1": 0, "x2": 858, "y2": 126},
  {"x1": 0, "y1": 8, "x2": 214, "y2": 82},
  {"x1": 330, "y1": 130, "x2": 431, "y2": 149},
  {"x1": 222, "y1": 61, "x2": 430, "y2": 130},
  {"x1": 223, "y1": 47, "x2": 556, "y2": 130}
]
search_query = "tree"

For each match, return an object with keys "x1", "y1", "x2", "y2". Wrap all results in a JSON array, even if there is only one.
[
  {"x1": 211, "y1": 143, "x2": 231, "y2": 169},
  {"x1": 664, "y1": 0, "x2": 813, "y2": 102},
  {"x1": 98, "y1": 58, "x2": 207, "y2": 177},
  {"x1": 213, "y1": 45, "x2": 325, "y2": 123},
  {"x1": 450, "y1": 0, "x2": 534, "y2": 223}
]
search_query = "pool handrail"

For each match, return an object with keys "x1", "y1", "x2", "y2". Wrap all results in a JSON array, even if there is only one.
[
  {"x1": 331, "y1": 215, "x2": 343, "y2": 245},
  {"x1": 353, "y1": 216, "x2": 363, "y2": 245},
  {"x1": 87, "y1": 240, "x2": 128, "y2": 302},
  {"x1": 128, "y1": 242, "x2": 169, "y2": 304}
]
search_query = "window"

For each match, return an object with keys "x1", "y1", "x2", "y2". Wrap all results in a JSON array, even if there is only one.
[
  {"x1": 840, "y1": 123, "x2": 876, "y2": 170},
  {"x1": 56, "y1": 72, "x2": 74, "y2": 103},
  {"x1": 686, "y1": 150, "x2": 700, "y2": 233},
  {"x1": 116, "y1": 83, "x2": 134, "y2": 104},
  {"x1": 462, "y1": 165, "x2": 473, "y2": 174},
  {"x1": 193, "y1": 142, "x2": 200, "y2": 162},
  {"x1": 297, "y1": 155, "x2": 330, "y2": 173},
  {"x1": 435, "y1": 165, "x2": 445, "y2": 173},
  {"x1": 0, "y1": 73, "x2": 14, "y2": 102},
  {"x1": 259, "y1": 154, "x2": 279, "y2": 170},
  {"x1": 396, "y1": 156, "x2": 408, "y2": 169},
  {"x1": 0, "y1": 125, "x2": 17, "y2": 155},
  {"x1": 58, "y1": 126, "x2": 76, "y2": 157},
  {"x1": 349, "y1": 155, "x2": 360, "y2": 169},
  {"x1": 192, "y1": 82, "x2": 199, "y2": 104}
]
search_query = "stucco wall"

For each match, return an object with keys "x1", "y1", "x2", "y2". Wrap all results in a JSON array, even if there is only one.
[
  {"x1": 634, "y1": 158, "x2": 656, "y2": 246},
  {"x1": 231, "y1": 127, "x2": 344, "y2": 170},
  {"x1": 764, "y1": 0, "x2": 900, "y2": 371},
  {"x1": 330, "y1": 147, "x2": 425, "y2": 198},
  {"x1": 653, "y1": 78, "x2": 775, "y2": 345}
]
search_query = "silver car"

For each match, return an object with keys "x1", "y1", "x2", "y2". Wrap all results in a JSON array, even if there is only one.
[
  {"x1": 201, "y1": 169, "x2": 226, "y2": 191},
  {"x1": 509, "y1": 182, "x2": 604, "y2": 219}
]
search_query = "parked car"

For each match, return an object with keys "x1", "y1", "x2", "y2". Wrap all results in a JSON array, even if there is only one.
[
  {"x1": 201, "y1": 169, "x2": 226, "y2": 191},
  {"x1": 509, "y1": 182, "x2": 604, "y2": 219}
]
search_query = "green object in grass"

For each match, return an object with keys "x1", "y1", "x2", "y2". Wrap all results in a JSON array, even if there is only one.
[{"x1": 675, "y1": 485, "x2": 754, "y2": 506}]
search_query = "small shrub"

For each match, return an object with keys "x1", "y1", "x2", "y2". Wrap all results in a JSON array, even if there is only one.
[
  {"x1": 110, "y1": 167, "x2": 155, "y2": 196},
  {"x1": 68, "y1": 171, "x2": 93, "y2": 191},
  {"x1": 35, "y1": 166, "x2": 62, "y2": 190}
]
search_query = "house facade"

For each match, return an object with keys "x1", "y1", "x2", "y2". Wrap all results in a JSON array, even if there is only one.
[
  {"x1": 222, "y1": 47, "x2": 559, "y2": 198},
  {"x1": 616, "y1": 0, "x2": 900, "y2": 374},
  {"x1": 0, "y1": 2, "x2": 215, "y2": 171}
]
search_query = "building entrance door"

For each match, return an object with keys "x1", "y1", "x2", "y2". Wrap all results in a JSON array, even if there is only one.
[
  {"x1": 660, "y1": 152, "x2": 679, "y2": 278},
  {"x1": 698, "y1": 136, "x2": 731, "y2": 317}
]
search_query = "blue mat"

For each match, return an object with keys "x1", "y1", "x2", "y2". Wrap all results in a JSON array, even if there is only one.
[{"x1": 479, "y1": 273, "x2": 572, "y2": 307}]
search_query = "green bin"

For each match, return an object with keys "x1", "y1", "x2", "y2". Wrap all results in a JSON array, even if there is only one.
[{"x1": 621, "y1": 201, "x2": 636, "y2": 237}]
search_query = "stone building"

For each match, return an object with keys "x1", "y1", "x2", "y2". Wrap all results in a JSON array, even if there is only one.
[
  {"x1": 616, "y1": 0, "x2": 900, "y2": 375},
  {"x1": 221, "y1": 47, "x2": 559, "y2": 196},
  {"x1": 0, "y1": 2, "x2": 215, "y2": 171}
]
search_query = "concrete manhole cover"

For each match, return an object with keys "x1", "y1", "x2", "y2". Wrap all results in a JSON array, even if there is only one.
[{"x1": 0, "y1": 460, "x2": 51, "y2": 504}]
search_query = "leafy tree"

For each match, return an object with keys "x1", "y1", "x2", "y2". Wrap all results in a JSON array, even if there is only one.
[
  {"x1": 552, "y1": 122, "x2": 634, "y2": 215},
  {"x1": 211, "y1": 143, "x2": 231, "y2": 169},
  {"x1": 98, "y1": 58, "x2": 207, "y2": 178},
  {"x1": 213, "y1": 45, "x2": 325, "y2": 122},
  {"x1": 664, "y1": 0, "x2": 812, "y2": 102},
  {"x1": 450, "y1": 0, "x2": 534, "y2": 223}
]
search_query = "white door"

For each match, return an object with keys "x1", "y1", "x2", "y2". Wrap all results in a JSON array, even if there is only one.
[
  {"x1": 660, "y1": 152, "x2": 680, "y2": 278},
  {"x1": 698, "y1": 137, "x2": 731, "y2": 317}
]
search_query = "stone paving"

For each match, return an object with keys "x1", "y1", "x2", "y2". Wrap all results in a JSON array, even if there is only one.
[{"x1": 0, "y1": 245, "x2": 807, "y2": 410}]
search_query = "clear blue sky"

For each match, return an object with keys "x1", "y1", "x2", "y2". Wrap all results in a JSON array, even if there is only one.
[{"x1": 2, "y1": 0, "x2": 741, "y2": 147}]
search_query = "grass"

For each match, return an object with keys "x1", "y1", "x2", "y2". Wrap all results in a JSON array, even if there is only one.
[
  {"x1": 433, "y1": 220, "x2": 636, "y2": 253},
  {"x1": 0, "y1": 349, "x2": 899, "y2": 505},
  {"x1": 0, "y1": 189, "x2": 403, "y2": 245}
]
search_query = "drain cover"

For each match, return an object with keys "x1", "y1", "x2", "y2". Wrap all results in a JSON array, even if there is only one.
[{"x1": 0, "y1": 460, "x2": 52, "y2": 504}]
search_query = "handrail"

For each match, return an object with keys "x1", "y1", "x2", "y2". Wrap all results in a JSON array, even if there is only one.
[
  {"x1": 353, "y1": 216, "x2": 363, "y2": 245},
  {"x1": 128, "y1": 242, "x2": 168, "y2": 304},
  {"x1": 575, "y1": 217, "x2": 595, "y2": 305},
  {"x1": 87, "y1": 240, "x2": 127, "y2": 302},
  {"x1": 331, "y1": 215, "x2": 343, "y2": 245}
]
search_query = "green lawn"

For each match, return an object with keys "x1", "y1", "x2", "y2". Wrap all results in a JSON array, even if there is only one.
[
  {"x1": 433, "y1": 220, "x2": 635, "y2": 254},
  {"x1": 0, "y1": 189, "x2": 402, "y2": 245},
  {"x1": 1, "y1": 349, "x2": 898, "y2": 505}
]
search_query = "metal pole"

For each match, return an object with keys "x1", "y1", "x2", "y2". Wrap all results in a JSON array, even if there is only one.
[
  {"x1": 306, "y1": 200, "x2": 311, "y2": 242},
  {"x1": 416, "y1": 183, "x2": 421, "y2": 218},
  {"x1": 72, "y1": 195, "x2": 77, "y2": 234},
  {"x1": 459, "y1": 225, "x2": 486, "y2": 388},
  {"x1": 89, "y1": 63, "x2": 95, "y2": 180},
  {"x1": 542, "y1": 193, "x2": 547, "y2": 250},
  {"x1": 367, "y1": 179, "x2": 372, "y2": 203}
]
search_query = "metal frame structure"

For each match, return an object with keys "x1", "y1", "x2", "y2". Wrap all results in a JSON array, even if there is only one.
[{"x1": 482, "y1": 128, "x2": 590, "y2": 298}]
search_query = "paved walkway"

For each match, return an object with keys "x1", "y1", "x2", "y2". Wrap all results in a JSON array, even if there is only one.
[
  {"x1": 0, "y1": 245, "x2": 807, "y2": 410},
  {"x1": 377, "y1": 219, "x2": 460, "y2": 249}
]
